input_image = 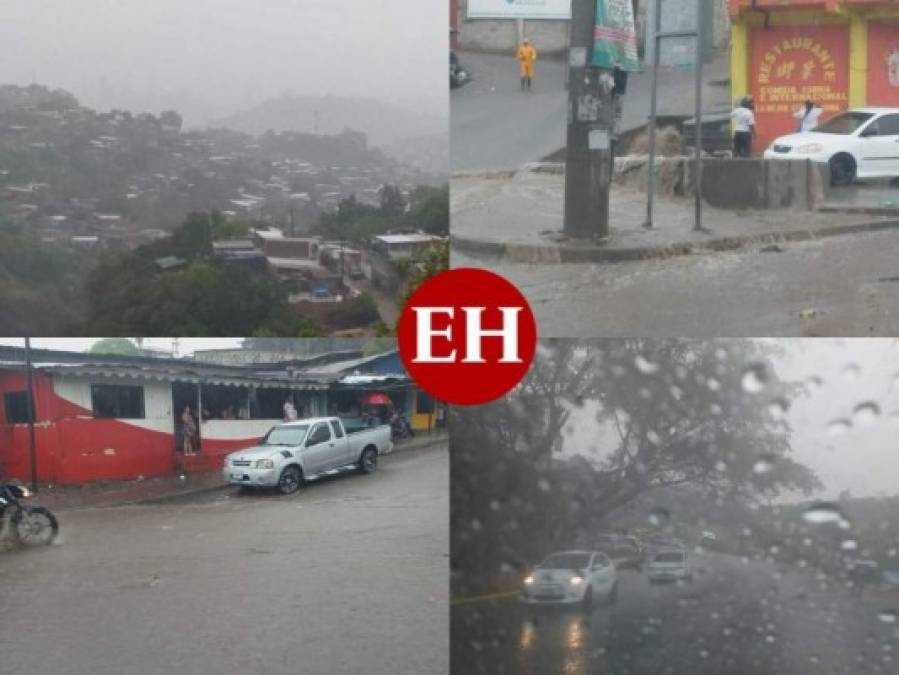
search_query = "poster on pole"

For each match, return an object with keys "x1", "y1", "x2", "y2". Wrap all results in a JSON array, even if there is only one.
[
  {"x1": 467, "y1": 0, "x2": 571, "y2": 20},
  {"x1": 592, "y1": 0, "x2": 640, "y2": 72}
]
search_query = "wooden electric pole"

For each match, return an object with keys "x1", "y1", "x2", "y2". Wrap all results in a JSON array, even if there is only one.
[{"x1": 564, "y1": 0, "x2": 615, "y2": 240}]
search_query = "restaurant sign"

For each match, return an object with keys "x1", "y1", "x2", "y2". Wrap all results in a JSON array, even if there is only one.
[{"x1": 750, "y1": 26, "x2": 849, "y2": 151}]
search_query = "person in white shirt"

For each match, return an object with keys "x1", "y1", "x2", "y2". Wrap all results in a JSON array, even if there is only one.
[
  {"x1": 793, "y1": 100, "x2": 823, "y2": 132},
  {"x1": 731, "y1": 96, "x2": 755, "y2": 158},
  {"x1": 283, "y1": 397, "x2": 297, "y2": 422}
]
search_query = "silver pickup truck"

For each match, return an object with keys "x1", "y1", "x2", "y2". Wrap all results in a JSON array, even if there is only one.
[{"x1": 223, "y1": 417, "x2": 393, "y2": 494}]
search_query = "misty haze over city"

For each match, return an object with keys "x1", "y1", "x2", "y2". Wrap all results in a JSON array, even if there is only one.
[{"x1": 0, "y1": 0, "x2": 447, "y2": 129}]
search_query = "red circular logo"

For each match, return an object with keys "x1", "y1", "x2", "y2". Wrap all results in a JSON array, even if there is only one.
[{"x1": 398, "y1": 268, "x2": 537, "y2": 406}]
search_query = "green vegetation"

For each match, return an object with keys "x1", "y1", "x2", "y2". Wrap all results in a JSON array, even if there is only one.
[
  {"x1": 88, "y1": 338, "x2": 141, "y2": 356},
  {"x1": 451, "y1": 340, "x2": 822, "y2": 594}
]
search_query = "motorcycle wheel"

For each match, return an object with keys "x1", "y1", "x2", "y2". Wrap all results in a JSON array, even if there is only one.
[{"x1": 13, "y1": 506, "x2": 59, "y2": 545}]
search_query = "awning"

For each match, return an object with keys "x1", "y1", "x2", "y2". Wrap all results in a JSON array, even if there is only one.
[{"x1": 362, "y1": 392, "x2": 392, "y2": 405}]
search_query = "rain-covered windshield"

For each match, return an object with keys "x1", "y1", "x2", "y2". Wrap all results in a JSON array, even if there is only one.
[
  {"x1": 451, "y1": 339, "x2": 899, "y2": 675},
  {"x1": 540, "y1": 553, "x2": 591, "y2": 570},
  {"x1": 260, "y1": 425, "x2": 309, "y2": 447},
  {"x1": 813, "y1": 111, "x2": 874, "y2": 134}
]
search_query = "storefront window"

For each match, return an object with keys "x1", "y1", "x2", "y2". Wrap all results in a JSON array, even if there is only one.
[
  {"x1": 200, "y1": 384, "x2": 249, "y2": 420},
  {"x1": 91, "y1": 384, "x2": 145, "y2": 419},
  {"x1": 3, "y1": 390, "x2": 33, "y2": 424}
]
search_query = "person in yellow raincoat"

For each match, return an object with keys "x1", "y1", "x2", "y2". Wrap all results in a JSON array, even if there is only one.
[{"x1": 516, "y1": 38, "x2": 537, "y2": 91}]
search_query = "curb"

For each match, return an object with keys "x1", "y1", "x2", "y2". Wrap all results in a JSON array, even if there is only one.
[{"x1": 452, "y1": 218, "x2": 899, "y2": 264}]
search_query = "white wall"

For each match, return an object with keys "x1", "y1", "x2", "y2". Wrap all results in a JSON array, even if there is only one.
[{"x1": 53, "y1": 375, "x2": 173, "y2": 433}]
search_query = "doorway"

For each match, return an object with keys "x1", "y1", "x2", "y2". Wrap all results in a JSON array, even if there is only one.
[{"x1": 172, "y1": 382, "x2": 200, "y2": 452}]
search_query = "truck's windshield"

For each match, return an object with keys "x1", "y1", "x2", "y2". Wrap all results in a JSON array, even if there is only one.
[{"x1": 261, "y1": 425, "x2": 309, "y2": 447}]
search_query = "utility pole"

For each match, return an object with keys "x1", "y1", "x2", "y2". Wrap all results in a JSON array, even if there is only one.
[
  {"x1": 24, "y1": 338, "x2": 37, "y2": 492},
  {"x1": 563, "y1": 0, "x2": 616, "y2": 240}
]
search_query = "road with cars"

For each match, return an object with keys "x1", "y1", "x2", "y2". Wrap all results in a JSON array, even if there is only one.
[
  {"x1": 452, "y1": 549, "x2": 898, "y2": 675},
  {"x1": 0, "y1": 444, "x2": 448, "y2": 675}
]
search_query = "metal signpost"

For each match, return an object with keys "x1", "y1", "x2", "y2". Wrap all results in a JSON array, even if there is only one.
[
  {"x1": 644, "y1": 0, "x2": 708, "y2": 231},
  {"x1": 24, "y1": 337, "x2": 38, "y2": 491}
]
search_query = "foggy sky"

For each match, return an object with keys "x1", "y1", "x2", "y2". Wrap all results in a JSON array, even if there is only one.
[
  {"x1": 562, "y1": 340, "x2": 899, "y2": 501},
  {"x1": 0, "y1": 0, "x2": 447, "y2": 124},
  {"x1": 0, "y1": 338, "x2": 242, "y2": 357}
]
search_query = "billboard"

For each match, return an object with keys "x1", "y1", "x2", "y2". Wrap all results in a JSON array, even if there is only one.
[
  {"x1": 592, "y1": 0, "x2": 639, "y2": 71},
  {"x1": 467, "y1": 0, "x2": 572, "y2": 20},
  {"x1": 750, "y1": 26, "x2": 850, "y2": 152}
]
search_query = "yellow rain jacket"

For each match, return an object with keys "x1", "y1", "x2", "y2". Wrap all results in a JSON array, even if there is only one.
[{"x1": 516, "y1": 42, "x2": 537, "y2": 78}]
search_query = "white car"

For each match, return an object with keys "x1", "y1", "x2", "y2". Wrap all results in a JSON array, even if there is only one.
[
  {"x1": 647, "y1": 548, "x2": 692, "y2": 583},
  {"x1": 223, "y1": 417, "x2": 393, "y2": 494},
  {"x1": 763, "y1": 107, "x2": 899, "y2": 186},
  {"x1": 521, "y1": 550, "x2": 618, "y2": 609}
]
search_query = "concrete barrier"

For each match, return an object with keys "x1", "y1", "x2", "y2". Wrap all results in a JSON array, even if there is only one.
[{"x1": 609, "y1": 156, "x2": 830, "y2": 211}]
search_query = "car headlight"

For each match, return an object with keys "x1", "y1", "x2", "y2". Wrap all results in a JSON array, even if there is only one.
[
  {"x1": 524, "y1": 575, "x2": 534, "y2": 585},
  {"x1": 255, "y1": 459, "x2": 274, "y2": 469},
  {"x1": 795, "y1": 143, "x2": 823, "y2": 154},
  {"x1": 569, "y1": 575, "x2": 584, "y2": 585}
]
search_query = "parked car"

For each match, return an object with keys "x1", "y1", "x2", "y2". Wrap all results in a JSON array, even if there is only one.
[
  {"x1": 521, "y1": 550, "x2": 618, "y2": 609},
  {"x1": 647, "y1": 548, "x2": 693, "y2": 583},
  {"x1": 763, "y1": 107, "x2": 899, "y2": 186},
  {"x1": 223, "y1": 417, "x2": 393, "y2": 494},
  {"x1": 595, "y1": 533, "x2": 645, "y2": 571}
]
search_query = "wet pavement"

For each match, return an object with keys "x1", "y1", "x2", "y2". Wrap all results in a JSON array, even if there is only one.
[
  {"x1": 453, "y1": 227, "x2": 899, "y2": 337},
  {"x1": 0, "y1": 445, "x2": 448, "y2": 675},
  {"x1": 452, "y1": 551, "x2": 899, "y2": 675},
  {"x1": 822, "y1": 181, "x2": 899, "y2": 212},
  {"x1": 451, "y1": 168, "x2": 898, "y2": 261},
  {"x1": 450, "y1": 52, "x2": 730, "y2": 171}
]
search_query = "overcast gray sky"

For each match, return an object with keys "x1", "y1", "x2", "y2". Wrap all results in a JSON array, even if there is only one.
[
  {"x1": 0, "y1": 0, "x2": 446, "y2": 123},
  {"x1": 0, "y1": 338, "x2": 241, "y2": 357},
  {"x1": 562, "y1": 339, "x2": 899, "y2": 500}
]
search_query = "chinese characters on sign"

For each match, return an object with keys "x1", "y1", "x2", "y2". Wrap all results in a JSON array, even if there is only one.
[{"x1": 751, "y1": 27, "x2": 849, "y2": 151}]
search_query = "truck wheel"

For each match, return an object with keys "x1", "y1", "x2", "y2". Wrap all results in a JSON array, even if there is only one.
[
  {"x1": 277, "y1": 466, "x2": 302, "y2": 495},
  {"x1": 358, "y1": 447, "x2": 378, "y2": 474}
]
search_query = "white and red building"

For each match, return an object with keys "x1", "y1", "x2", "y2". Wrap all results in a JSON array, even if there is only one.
[{"x1": 0, "y1": 347, "x2": 437, "y2": 486}]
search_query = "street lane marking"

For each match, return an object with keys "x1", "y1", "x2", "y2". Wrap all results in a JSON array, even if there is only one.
[{"x1": 451, "y1": 590, "x2": 519, "y2": 606}]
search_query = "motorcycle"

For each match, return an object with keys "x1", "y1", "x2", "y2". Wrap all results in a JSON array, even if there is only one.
[
  {"x1": 0, "y1": 480, "x2": 59, "y2": 545},
  {"x1": 450, "y1": 51, "x2": 471, "y2": 89}
]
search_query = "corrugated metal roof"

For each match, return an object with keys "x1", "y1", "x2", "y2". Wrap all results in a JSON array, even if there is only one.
[{"x1": 38, "y1": 364, "x2": 330, "y2": 389}]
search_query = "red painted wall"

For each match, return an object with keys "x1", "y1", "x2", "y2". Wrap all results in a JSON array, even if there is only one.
[{"x1": 867, "y1": 21, "x2": 899, "y2": 106}]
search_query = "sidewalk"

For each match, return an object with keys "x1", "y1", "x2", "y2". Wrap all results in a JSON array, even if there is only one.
[
  {"x1": 451, "y1": 166, "x2": 899, "y2": 264},
  {"x1": 22, "y1": 431, "x2": 448, "y2": 512}
]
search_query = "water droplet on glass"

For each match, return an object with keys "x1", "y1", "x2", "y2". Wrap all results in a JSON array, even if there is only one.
[
  {"x1": 827, "y1": 418, "x2": 852, "y2": 436},
  {"x1": 802, "y1": 502, "x2": 846, "y2": 525},
  {"x1": 843, "y1": 363, "x2": 861, "y2": 378},
  {"x1": 537, "y1": 479, "x2": 551, "y2": 493},
  {"x1": 635, "y1": 355, "x2": 659, "y2": 374},
  {"x1": 706, "y1": 378, "x2": 721, "y2": 392},
  {"x1": 741, "y1": 364, "x2": 768, "y2": 393},
  {"x1": 768, "y1": 397, "x2": 790, "y2": 420},
  {"x1": 852, "y1": 402, "x2": 880, "y2": 427},
  {"x1": 648, "y1": 507, "x2": 670, "y2": 527},
  {"x1": 840, "y1": 539, "x2": 858, "y2": 552},
  {"x1": 877, "y1": 610, "x2": 897, "y2": 624},
  {"x1": 753, "y1": 454, "x2": 776, "y2": 475},
  {"x1": 178, "y1": 474, "x2": 186, "y2": 481},
  {"x1": 471, "y1": 518, "x2": 482, "y2": 532}
]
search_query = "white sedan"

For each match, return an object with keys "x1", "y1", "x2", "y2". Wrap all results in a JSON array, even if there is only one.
[
  {"x1": 763, "y1": 107, "x2": 899, "y2": 186},
  {"x1": 521, "y1": 550, "x2": 618, "y2": 609}
]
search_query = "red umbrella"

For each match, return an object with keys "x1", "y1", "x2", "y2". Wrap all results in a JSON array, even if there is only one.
[{"x1": 363, "y1": 392, "x2": 392, "y2": 405}]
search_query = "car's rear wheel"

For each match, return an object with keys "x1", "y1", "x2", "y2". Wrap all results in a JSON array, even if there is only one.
[
  {"x1": 829, "y1": 153, "x2": 856, "y2": 186},
  {"x1": 277, "y1": 466, "x2": 302, "y2": 495},
  {"x1": 358, "y1": 447, "x2": 378, "y2": 474}
]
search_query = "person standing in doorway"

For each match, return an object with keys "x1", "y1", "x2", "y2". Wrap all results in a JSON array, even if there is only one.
[
  {"x1": 181, "y1": 405, "x2": 198, "y2": 456},
  {"x1": 516, "y1": 38, "x2": 537, "y2": 91},
  {"x1": 731, "y1": 96, "x2": 755, "y2": 158},
  {"x1": 793, "y1": 99, "x2": 823, "y2": 132},
  {"x1": 283, "y1": 396, "x2": 298, "y2": 422}
]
